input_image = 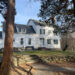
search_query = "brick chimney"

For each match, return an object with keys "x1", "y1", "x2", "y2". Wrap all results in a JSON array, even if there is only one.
[{"x1": 52, "y1": 16, "x2": 55, "y2": 24}]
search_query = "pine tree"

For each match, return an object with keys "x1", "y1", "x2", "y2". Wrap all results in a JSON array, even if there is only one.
[{"x1": 0, "y1": 0, "x2": 15, "y2": 75}]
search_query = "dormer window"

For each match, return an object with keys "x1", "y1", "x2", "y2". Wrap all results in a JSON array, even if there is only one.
[
  {"x1": 48, "y1": 30, "x2": 51, "y2": 34},
  {"x1": 40, "y1": 29, "x2": 45, "y2": 34},
  {"x1": 19, "y1": 28, "x2": 21, "y2": 32},
  {"x1": 23, "y1": 29, "x2": 25, "y2": 32}
]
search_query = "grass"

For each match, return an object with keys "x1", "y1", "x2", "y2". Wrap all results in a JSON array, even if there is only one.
[
  {"x1": 0, "y1": 50, "x2": 75, "y2": 56},
  {"x1": 0, "y1": 52, "x2": 3, "y2": 57},
  {"x1": 13, "y1": 50, "x2": 75, "y2": 56}
]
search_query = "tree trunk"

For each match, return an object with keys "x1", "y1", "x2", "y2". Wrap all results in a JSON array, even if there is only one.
[
  {"x1": 0, "y1": 0, "x2": 15, "y2": 75},
  {"x1": 72, "y1": 0, "x2": 75, "y2": 16}
]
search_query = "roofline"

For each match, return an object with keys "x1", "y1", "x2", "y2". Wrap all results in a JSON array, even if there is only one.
[{"x1": 27, "y1": 19, "x2": 59, "y2": 27}]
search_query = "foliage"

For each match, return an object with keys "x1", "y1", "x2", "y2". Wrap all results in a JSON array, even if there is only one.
[
  {"x1": 38, "y1": 0, "x2": 75, "y2": 35},
  {"x1": 0, "y1": 0, "x2": 8, "y2": 20},
  {"x1": 38, "y1": 0, "x2": 74, "y2": 20}
]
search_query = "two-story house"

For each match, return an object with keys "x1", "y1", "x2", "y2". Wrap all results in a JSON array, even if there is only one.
[{"x1": 0, "y1": 19, "x2": 61, "y2": 50}]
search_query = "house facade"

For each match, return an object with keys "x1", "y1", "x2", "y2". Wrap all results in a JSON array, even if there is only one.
[{"x1": 0, "y1": 19, "x2": 61, "y2": 50}]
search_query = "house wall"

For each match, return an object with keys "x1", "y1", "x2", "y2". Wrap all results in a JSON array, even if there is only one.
[
  {"x1": 1, "y1": 32, "x2": 39, "y2": 49},
  {"x1": 0, "y1": 32, "x2": 61, "y2": 50},
  {"x1": 0, "y1": 39, "x2": 4, "y2": 49},
  {"x1": 36, "y1": 25, "x2": 61, "y2": 49},
  {"x1": 27, "y1": 20, "x2": 61, "y2": 49},
  {"x1": 0, "y1": 20, "x2": 61, "y2": 50},
  {"x1": 14, "y1": 34, "x2": 39, "y2": 49},
  {"x1": 0, "y1": 32, "x2": 4, "y2": 49}
]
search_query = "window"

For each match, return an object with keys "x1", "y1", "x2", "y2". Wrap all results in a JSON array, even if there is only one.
[
  {"x1": 40, "y1": 29, "x2": 42, "y2": 34},
  {"x1": 40, "y1": 29, "x2": 45, "y2": 34},
  {"x1": 40, "y1": 38, "x2": 44, "y2": 45},
  {"x1": 54, "y1": 39, "x2": 58, "y2": 44},
  {"x1": 20, "y1": 38, "x2": 24, "y2": 45},
  {"x1": 47, "y1": 39, "x2": 51, "y2": 44},
  {"x1": 43, "y1": 29, "x2": 45, "y2": 34},
  {"x1": 23, "y1": 29, "x2": 26, "y2": 32},
  {"x1": 19, "y1": 28, "x2": 21, "y2": 32},
  {"x1": 48, "y1": 30, "x2": 51, "y2": 34},
  {"x1": 28, "y1": 38, "x2": 31, "y2": 45}
]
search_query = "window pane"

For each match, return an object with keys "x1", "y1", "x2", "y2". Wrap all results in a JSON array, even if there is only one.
[
  {"x1": 48, "y1": 30, "x2": 51, "y2": 34},
  {"x1": 21, "y1": 38, "x2": 24, "y2": 45},
  {"x1": 40, "y1": 29, "x2": 45, "y2": 34},
  {"x1": 40, "y1": 38, "x2": 44, "y2": 45},
  {"x1": 23, "y1": 29, "x2": 25, "y2": 32},
  {"x1": 43, "y1": 29, "x2": 45, "y2": 34},
  {"x1": 54, "y1": 40, "x2": 58, "y2": 44},
  {"x1": 40, "y1": 29, "x2": 42, "y2": 34},
  {"x1": 19, "y1": 28, "x2": 21, "y2": 32},
  {"x1": 28, "y1": 38, "x2": 31, "y2": 45},
  {"x1": 47, "y1": 39, "x2": 51, "y2": 44}
]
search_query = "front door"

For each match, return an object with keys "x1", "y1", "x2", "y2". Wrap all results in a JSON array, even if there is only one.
[{"x1": 40, "y1": 38, "x2": 45, "y2": 47}]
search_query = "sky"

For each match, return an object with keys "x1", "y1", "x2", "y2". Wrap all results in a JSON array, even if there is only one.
[{"x1": 0, "y1": 0, "x2": 41, "y2": 31}]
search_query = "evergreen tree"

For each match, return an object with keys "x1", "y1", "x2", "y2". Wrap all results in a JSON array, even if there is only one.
[{"x1": 38, "y1": 0, "x2": 74, "y2": 27}]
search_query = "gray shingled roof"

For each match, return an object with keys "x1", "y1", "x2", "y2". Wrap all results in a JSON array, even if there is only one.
[
  {"x1": 28, "y1": 19, "x2": 58, "y2": 27},
  {"x1": 0, "y1": 31, "x2": 2, "y2": 39},
  {"x1": 16, "y1": 24, "x2": 36, "y2": 34},
  {"x1": 28, "y1": 19, "x2": 47, "y2": 26},
  {"x1": 3, "y1": 23, "x2": 36, "y2": 34},
  {"x1": 3, "y1": 24, "x2": 17, "y2": 33}
]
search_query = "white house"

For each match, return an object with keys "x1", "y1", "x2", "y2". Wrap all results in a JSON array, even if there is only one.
[{"x1": 0, "y1": 19, "x2": 61, "y2": 50}]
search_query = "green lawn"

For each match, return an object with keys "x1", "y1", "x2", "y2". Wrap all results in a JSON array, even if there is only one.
[
  {"x1": 14, "y1": 50, "x2": 75, "y2": 56},
  {"x1": 0, "y1": 50, "x2": 75, "y2": 56},
  {"x1": 0, "y1": 52, "x2": 3, "y2": 57}
]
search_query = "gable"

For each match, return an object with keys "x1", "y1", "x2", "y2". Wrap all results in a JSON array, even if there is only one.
[{"x1": 28, "y1": 19, "x2": 47, "y2": 26}]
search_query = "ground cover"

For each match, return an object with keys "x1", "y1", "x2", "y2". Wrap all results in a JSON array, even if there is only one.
[
  {"x1": 0, "y1": 50, "x2": 75, "y2": 75},
  {"x1": 13, "y1": 50, "x2": 75, "y2": 56},
  {"x1": 0, "y1": 50, "x2": 75, "y2": 56}
]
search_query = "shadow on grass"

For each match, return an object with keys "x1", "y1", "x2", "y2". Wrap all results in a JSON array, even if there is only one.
[
  {"x1": 28, "y1": 55, "x2": 75, "y2": 75},
  {"x1": 0, "y1": 55, "x2": 75, "y2": 75},
  {"x1": 11, "y1": 63, "x2": 33, "y2": 75}
]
